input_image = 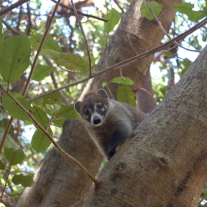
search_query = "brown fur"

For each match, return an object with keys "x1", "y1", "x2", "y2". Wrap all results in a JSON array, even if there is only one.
[{"x1": 75, "y1": 89, "x2": 147, "y2": 159}]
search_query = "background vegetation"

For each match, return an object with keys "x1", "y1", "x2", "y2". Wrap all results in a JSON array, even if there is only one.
[{"x1": 0, "y1": 0, "x2": 207, "y2": 206}]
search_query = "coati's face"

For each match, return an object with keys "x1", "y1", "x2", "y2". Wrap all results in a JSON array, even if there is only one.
[{"x1": 75, "y1": 89, "x2": 109, "y2": 126}]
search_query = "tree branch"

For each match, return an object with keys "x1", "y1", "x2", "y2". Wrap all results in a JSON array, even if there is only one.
[
  {"x1": 0, "y1": 0, "x2": 30, "y2": 17},
  {"x1": 29, "y1": 16, "x2": 207, "y2": 102},
  {"x1": 0, "y1": 85, "x2": 101, "y2": 185}
]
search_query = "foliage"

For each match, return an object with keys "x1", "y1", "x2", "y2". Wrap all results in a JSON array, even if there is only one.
[{"x1": 0, "y1": 0, "x2": 206, "y2": 206}]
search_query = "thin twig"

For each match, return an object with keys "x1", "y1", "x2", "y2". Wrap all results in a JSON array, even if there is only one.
[
  {"x1": 0, "y1": 85, "x2": 101, "y2": 185},
  {"x1": 43, "y1": 56, "x2": 68, "y2": 104},
  {"x1": 50, "y1": 0, "x2": 108, "y2": 22},
  {"x1": 113, "y1": 0, "x2": 124, "y2": 14},
  {"x1": 0, "y1": 0, "x2": 30, "y2": 17},
  {"x1": 146, "y1": 0, "x2": 201, "y2": 53},
  {"x1": 22, "y1": 0, "x2": 62, "y2": 96},
  {"x1": 139, "y1": 87, "x2": 153, "y2": 97},
  {"x1": 26, "y1": 2, "x2": 32, "y2": 36},
  {"x1": 2, "y1": 20, "x2": 23, "y2": 35},
  {"x1": 70, "y1": 192, "x2": 89, "y2": 207},
  {"x1": 70, "y1": 0, "x2": 92, "y2": 77},
  {"x1": 29, "y1": 16, "x2": 207, "y2": 102},
  {"x1": 0, "y1": 118, "x2": 14, "y2": 155},
  {"x1": 0, "y1": 164, "x2": 11, "y2": 198}
]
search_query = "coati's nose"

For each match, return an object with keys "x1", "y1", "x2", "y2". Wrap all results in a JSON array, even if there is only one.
[{"x1": 93, "y1": 116, "x2": 101, "y2": 125}]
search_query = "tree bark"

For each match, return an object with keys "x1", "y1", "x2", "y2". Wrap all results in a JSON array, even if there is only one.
[
  {"x1": 137, "y1": 68, "x2": 156, "y2": 113},
  {"x1": 17, "y1": 1, "x2": 181, "y2": 206},
  {"x1": 85, "y1": 45, "x2": 207, "y2": 207}
]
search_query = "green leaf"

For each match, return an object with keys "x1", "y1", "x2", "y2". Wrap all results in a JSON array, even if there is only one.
[
  {"x1": 56, "y1": 52, "x2": 88, "y2": 73},
  {"x1": 31, "y1": 128, "x2": 52, "y2": 152},
  {"x1": 187, "y1": 10, "x2": 205, "y2": 22},
  {"x1": 0, "y1": 119, "x2": 14, "y2": 137},
  {"x1": 173, "y1": 3, "x2": 205, "y2": 22},
  {"x1": 54, "y1": 104, "x2": 81, "y2": 119},
  {"x1": 0, "y1": 160, "x2": 5, "y2": 170},
  {"x1": 140, "y1": 1, "x2": 162, "y2": 20},
  {"x1": 2, "y1": 92, "x2": 32, "y2": 121},
  {"x1": 111, "y1": 77, "x2": 134, "y2": 85},
  {"x1": 32, "y1": 65, "x2": 55, "y2": 81},
  {"x1": 30, "y1": 34, "x2": 61, "y2": 52},
  {"x1": 203, "y1": 189, "x2": 207, "y2": 195},
  {"x1": 117, "y1": 84, "x2": 136, "y2": 107},
  {"x1": 33, "y1": 92, "x2": 61, "y2": 105},
  {"x1": 0, "y1": 36, "x2": 31, "y2": 83},
  {"x1": 0, "y1": 108, "x2": 7, "y2": 121},
  {"x1": 0, "y1": 19, "x2": 3, "y2": 50},
  {"x1": 40, "y1": 49, "x2": 60, "y2": 60},
  {"x1": 104, "y1": 9, "x2": 120, "y2": 33},
  {"x1": 52, "y1": 119, "x2": 64, "y2": 127},
  {"x1": 4, "y1": 147, "x2": 25, "y2": 165},
  {"x1": 0, "y1": 127, "x2": 17, "y2": 148},
  {"x1": 173, "y1": 3, "x2": 194, "y2": 14},
  {"x1": 12, "y1": 174, "x2": 34, "y2": 187},
  {"x1": 102, "y1": 82, "x2": 107, "y2": 87},
  {"x1": 29, "y1": 106, "x2": 50, "y2": 128}
]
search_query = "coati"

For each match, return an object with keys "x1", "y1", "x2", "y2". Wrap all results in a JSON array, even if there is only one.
[{"x1": 74, "y1": 89, "x2": 147, "y2": 159}]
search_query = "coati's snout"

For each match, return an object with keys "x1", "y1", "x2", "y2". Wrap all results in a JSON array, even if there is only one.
[{"x1": 93, "y1": 116, "x2": 101, "y2": 125}]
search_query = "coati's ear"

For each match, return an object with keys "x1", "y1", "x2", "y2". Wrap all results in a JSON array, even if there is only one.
[
  {"x1": 96, "y1": 89, "x2": 109, "y2": 98},
  {"x1": 74, "y1": 101, "x2": 82, "y2": 114}
]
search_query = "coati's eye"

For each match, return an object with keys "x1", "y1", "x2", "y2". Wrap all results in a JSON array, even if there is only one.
[
  {"x1": 97, "y1": 103, "x2": 103, "y2": 109},
  {"x1": 84, "y1": 109, "x2": 89, "y2": 116}
]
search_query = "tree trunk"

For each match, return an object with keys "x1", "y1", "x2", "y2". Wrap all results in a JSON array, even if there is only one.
[
  {"x1": 17, "y1": 1, "x2": 181, "y2": 206},
  {"x1": 137, "y1": 68, "x2": 156, "y2": 113},
  {"x1": 85, "y1": 45, "x2": 207, "y2": 207}
]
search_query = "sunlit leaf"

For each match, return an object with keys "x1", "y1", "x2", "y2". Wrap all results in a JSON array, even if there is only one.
[
  {"x1": 111, "y1": 77, "x2": 134, "y2": 85},
  {"x1": 0, "y1": 36, "x2": 31, "y2": 83},
  {"x1": 40, "y1": 49, "x2": 60, "y2": 60},
  {"x1": 31, "y1": 128, "x2": 52, "y2": 152},
  {"x1": 29, "y1": 106, "x2": 50, "y2": 128},
  {"x1": 30, "y1": 34, "x2": 61, "y2": 52},
  {"x1": 32, "y1": 65, "x2": 55, "y2": 81},
  {"x1": 33, "y1": 92, "x2": 61, "y2": 106},
  {"x1": 173, "y1": 3, "x2": 205, "y2": 21},
  {"x1": 102, "y1": 82, "x2": 107, "y2": 87},
  {"x1": 173, "y1": 3, "x2": 194, "y2": 13},
  {"x1": 2, "y1": 92, "x2": 32, "y2": 121},
  {"x1": 4, "y1": 147, "x2": 25, "y2": 165},
  {"x1": 12, "y1": 174, "x2": 34, "y2": 187},
  {"x1": 54, "y1": 104, "x2": 81, "y2": 119},
  {"x1": 42, "y1": 92, "x2": 61, "y2": 105},
  {"x1": 140, "y1": 1, "x2": 162, "y2": 20},
  {"x1": 117, "y1": 84, "x2": 136, "y2": 107},
  {"x1": 104, "y1": 9, "x2": 120, "y2": 33},
  {"x1": 56, "y1": 52, "x2": 88, "y2": 73},
  {"x1": 52, "y1": 119, "x2": 64, "y2": 127},
  {"x1": 187, "y1": 10, "x2": 205, "y2": 22}
]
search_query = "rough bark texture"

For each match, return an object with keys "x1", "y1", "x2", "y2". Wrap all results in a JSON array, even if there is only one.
[
  {"x1": 17, "y1": 119, "x2": 102, "y2": 207},
  {"x1": 85, "y1": 45, "x2": 207, "y2": 207},
  {"x1": 80, "y1": 0, "x2": 181, "y2": 99},
  {"x1": 17, "y1": 1, "x2": 181, "y2": 206},
  {"x1": 137, "y1": 69, "x2": 156, "y2": 113}
]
